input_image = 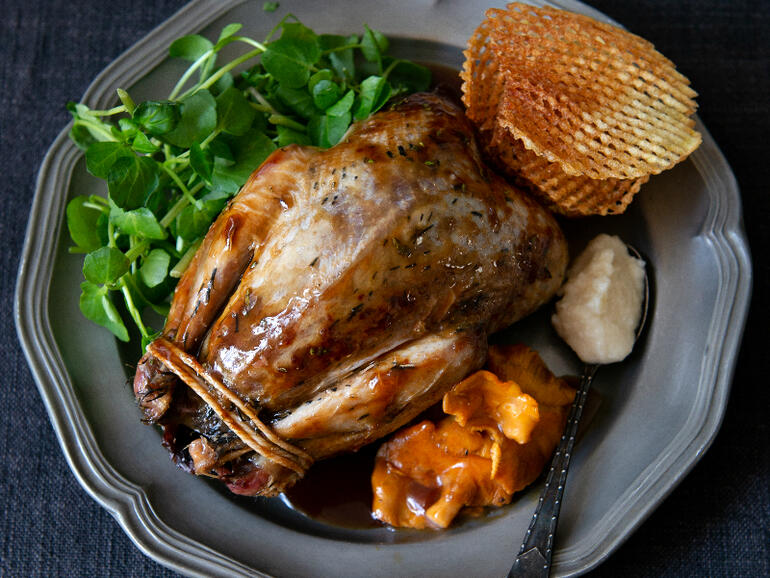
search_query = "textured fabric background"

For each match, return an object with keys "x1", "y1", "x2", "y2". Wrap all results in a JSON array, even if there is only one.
[{"x1": 1, "y1": 1, "x2": 767, "y2": 576}]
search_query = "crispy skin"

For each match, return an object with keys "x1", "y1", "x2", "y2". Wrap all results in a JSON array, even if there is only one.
[{"x1": 133, "y1": 93, "x2": 568, "y2": 496}]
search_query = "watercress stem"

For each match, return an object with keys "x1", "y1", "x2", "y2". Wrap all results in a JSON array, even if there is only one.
[
  {"x1": 91, "y1": 104, "x2": 127, "y2": 117},
  {"x1": 269, "y1": 114, "x2": 306, "y2": 131},
  {"x1": 74, "y1": 118, "x2": 117, "y2": 142},
  {"x1": 125, "y1": 240, "x2": 149, "y2": 262},
  {"x1": 170, "y1": 50, "x2": 215, "y2": 100},
  {"x1": 83, "y1": 201, "x2": 109, "y2": 213},
  {"x1": 159, "y1": 181, "x2": 204, "y2": 228},
  {"x1": 322, "y1": 43, "x2": 361, "y2": 55},
  {"x1": 248, "y1": 87, "x2": 277, "y2": 114},
  {"x1": 199, "y1": 128, "x2": 221, "y2": 150},
  {"x1": 120, "y1": 279, "x2": 151, "y2": 340},
  {"x1": 196, "y1": 48, "x2": 263, "y2": 93},
  {"x1": 170, "y1": 240, "x2": 202, "y2": 278},
  {"x1": 162, "y1": 164, "x2": 202, "y2": 209},
  {"x1": 233, "y1": 36, "x2": 267, "y2": 51},
  {"x1": 107, "y1": 221, "x2": 117, "y2": 248}
]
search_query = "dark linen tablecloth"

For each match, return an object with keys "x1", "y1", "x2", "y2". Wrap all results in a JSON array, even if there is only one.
[{"x1": 2, "y1": 1, "x2": 767, "y2": 576}]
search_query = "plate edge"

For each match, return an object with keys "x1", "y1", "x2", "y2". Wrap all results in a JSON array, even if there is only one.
[
  {"x1": 14, "y1": 0, "x2": 264, "y2": 576},
  {"x1": 552, "y1": 118, "x2": 752, "y2": 576},
  {"x1": 14, "y1": 1, "x2": 754, "y2": 577}
]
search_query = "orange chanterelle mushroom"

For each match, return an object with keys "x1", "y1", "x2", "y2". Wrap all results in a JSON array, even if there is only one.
[{"x1": 372, "y1": 344, "x2": 576, "y2": 529}]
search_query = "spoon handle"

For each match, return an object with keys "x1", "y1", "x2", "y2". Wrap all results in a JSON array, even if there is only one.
[{"x1": 509, "y1": 363, "x2": 599, "y2": 578}]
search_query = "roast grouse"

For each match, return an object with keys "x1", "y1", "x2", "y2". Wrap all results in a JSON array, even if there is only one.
[{"x1": 133, "y1": 92, "x2": 568, "y2": 496}]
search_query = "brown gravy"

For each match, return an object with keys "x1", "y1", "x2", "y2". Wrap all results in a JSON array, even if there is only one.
[{"x1": 282, "y1": 443, "x2": 383, "y2": 529}]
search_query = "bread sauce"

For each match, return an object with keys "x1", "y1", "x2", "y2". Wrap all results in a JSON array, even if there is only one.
[{"x1": 552, "y1": 234, "x2": 645, "y2": 364}]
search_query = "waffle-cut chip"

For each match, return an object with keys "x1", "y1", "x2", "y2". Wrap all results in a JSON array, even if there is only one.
[
  {"x1": 461, "y1": 17, "x2": 506, "y2": 134},
  {"x1": 461, "y1": 38, "x2": 649, "y2": 217},
  {"x1": 463, "y1": 2, "x2": 701, "y2": 181},
  {"x1": 487, "y1": 124, "x2": 649, "y2": 217}
]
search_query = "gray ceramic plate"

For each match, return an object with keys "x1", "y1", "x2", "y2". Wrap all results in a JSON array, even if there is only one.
[{"x1": 15, "y1": 0, "x2": 752, "y2": 576}]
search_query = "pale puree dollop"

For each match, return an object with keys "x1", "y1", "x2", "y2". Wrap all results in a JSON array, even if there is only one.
[{"x1": 552, "y1": 234, "x2": 645, "y2": 364}]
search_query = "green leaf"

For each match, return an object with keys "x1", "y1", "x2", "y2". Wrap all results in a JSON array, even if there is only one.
[
  {"x1": 361, "y1": 25, "x2": 389, "y2": 64},
  {"x1": 64, "y1": 100, "x2": 83, "y2": 118},
  {"x1": 107, "y1": 155, "x2": 160, "y2": 210},
  {"x1": 212, "y1": 129, "x2": 276, "y2": 192},
  {"x1": 131, "y1": 132, "x2": 159, "y2": 154},
  {"x1": 326, "y1": 90, "x2": 355, "y2": 117},
  {"x1": 96, "y1": 212, "x2": 110, "y2": 246},
  {"x1": 308, "y1": 69, "x2": 334, "y2": 93},
  {"x1": 79, "y1": 281, "x2": 129, "y2": 341},
  {"x1": 133, "y1": 100, "x2": 180, "y2": 136},
  {"x1": 218, "y1": 23, "x2": 242, "y2": 44},
  {"x1": 276, "y1": 125, "x2": 311, "y2": 147},
  {"x1": 240, "y1": 66, "x2": 274, "y2": 91},
  {"x1": 116, "y1": 88, "x2": 136, "y2": 115},
  {"x1": 118, "y1": 118, "x2": 139, "y2": 139},
  {"x1": 127, "y1": 270, "x2": 173, "y2": 314},
  {"x1": 312, "y1": 79, "x2": 342, "y2": 110},
  {"x1": 66, "y1": 196, "x2": 104, "y2": 252},
  {"x1": 69, "y1": 124, "x2": 97, "y2": 151},
  {"x1": 169, "y1": 34, "x2": 214, "y2": 61},
  {"x1": 263, "y1": 1, "x2": 279, "y2": 12},
  {"x1": 109, "y1": 204, "x2": 167, "y2": 240},
  {"x1": 327, "y1": 112, "x2": 352, "y2": 146},
  {"x1": 175, "y1": 207, "x2": 209, "y2": 241},
  {"x1": 354, "y1": 75, "x2": 392, "y2": 120},
  {"x1": 175, "y1": 206, "x2": 209, "y2": 242},
  {"x1": 388, "y1": 60, "x2": 432, "y2": 93},
  {"x1": 190, "y1": 142, "x2": 214, "y2": 184},
  {"x1": 308, "y1": 111, "x2": 351, "y2": 148},
  {"x1": 75, "y1": 103, "x2": 91, "y2": 116},
  {"x1": 319, "y1": 34, "x2": 357, "y2": 82},
  {"x1": 161, "y1": 90, "x2": 217, "y2": 148},
  {"x1": 83, "y1": 246, "x2": 129, "y2": 285},
  {"x1": 216, "y1": 87, "x2": 256, "y2": 135},
  {"x1": 143, "y1": 186, "x2": 171, "y2": 219},
  {"x1": 151, "y1": 302, "x2": 171, "y2": 317},
  {"x1": 262, "y1": 23, "x2": 321, "y2": 88},
  {"x1": 175, "y1": 191, "x2": 229, "y2": 240},
  {"x1": 275, "y1": 85, "x2": 317, "y2": 120},
  {"x1": 209, "y1": 139, "x2": 234, "y2": 163},
  {"x1": 140, "y1": 248, "x2": 171, "y2": 288},
  {"x1": 211, "y1": 70, "x2": 234, "y2": 95},
  {"x1": 85, "y1": 142, "x2": 132, "y2": 179}
]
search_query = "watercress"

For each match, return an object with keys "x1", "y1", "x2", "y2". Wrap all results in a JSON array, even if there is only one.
[{"x1": 66, "y1": 13, "x2": 430, "y2": 349}]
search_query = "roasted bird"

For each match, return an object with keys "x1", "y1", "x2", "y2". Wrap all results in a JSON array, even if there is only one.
[{"x1": 133, "y1": 92, "x2": 568, "y2": 497}]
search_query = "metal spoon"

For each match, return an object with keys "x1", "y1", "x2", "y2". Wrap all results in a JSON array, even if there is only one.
[{"x1": 509, "y1": 245, "x2": 651, "y2": 578}]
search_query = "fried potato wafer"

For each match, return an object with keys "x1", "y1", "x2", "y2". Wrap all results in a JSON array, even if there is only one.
[
  {"x1": 461, "y1": 2, "x2": 700, "y2": 216},
  {"x1": 462, "y1": 43, "x2": 649, "y2": 217},
  {"x1": 461, "y1": 17, "x2": 507, "y2": 134},
  {"x1": 481, "y1": 3, "x2": 701, "y2": 180},
  {"x1": 487, "y1": 124, "x2": 649, "y2": 217}
]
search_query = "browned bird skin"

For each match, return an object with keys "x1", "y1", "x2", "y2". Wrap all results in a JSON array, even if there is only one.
[{"x1": 133, "y1": 93, "x2": 568, "y2": 496}]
